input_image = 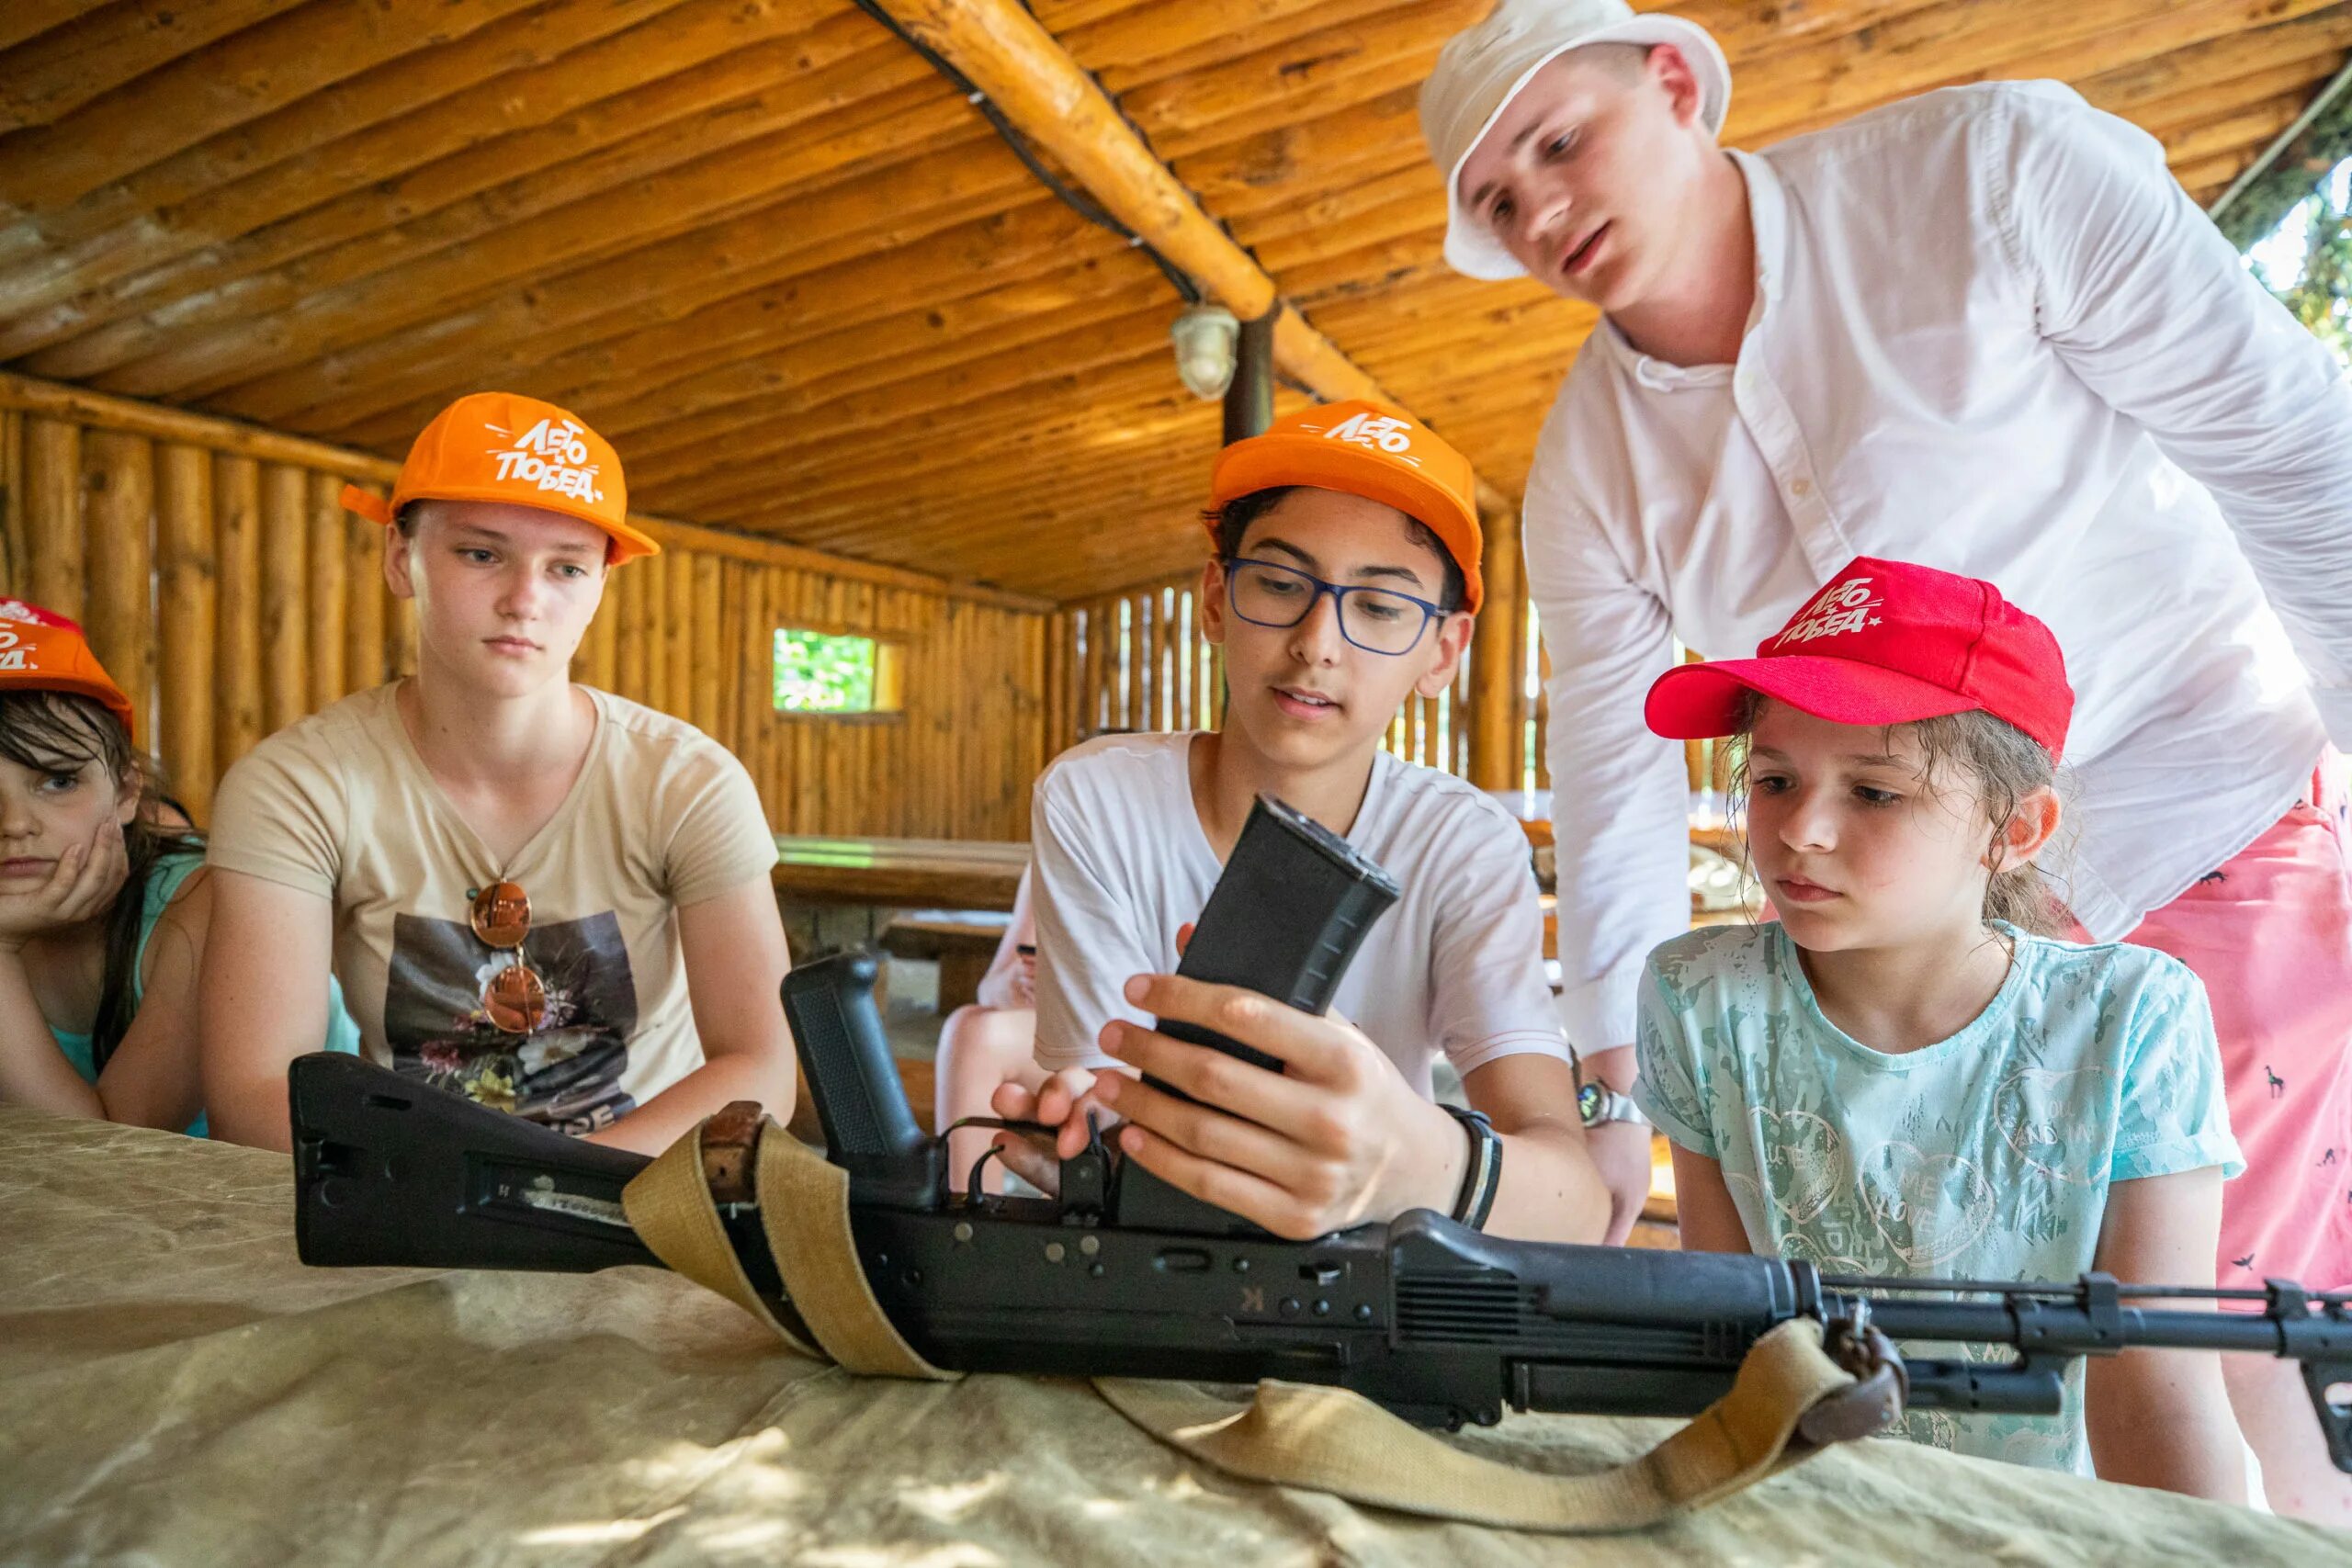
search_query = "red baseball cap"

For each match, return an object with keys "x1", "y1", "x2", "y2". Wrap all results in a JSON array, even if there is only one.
[{"x1": 1645, "y1": 558, "x2": 2074, "y2": 761}]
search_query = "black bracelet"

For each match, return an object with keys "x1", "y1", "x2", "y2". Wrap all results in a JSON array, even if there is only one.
[{"x1": 1440, "y1": 1104, "x2": 1503, "y2": 1232}]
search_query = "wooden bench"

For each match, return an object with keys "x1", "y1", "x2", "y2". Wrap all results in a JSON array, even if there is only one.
[{"x1": 877, "y1": 910, "x2": 1014, "y2": 1014}]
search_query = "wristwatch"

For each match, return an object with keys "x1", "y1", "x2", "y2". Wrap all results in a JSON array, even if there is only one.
[{"x1": 1577, "y1": 1080, "x2": 1651, "y2": 1131}]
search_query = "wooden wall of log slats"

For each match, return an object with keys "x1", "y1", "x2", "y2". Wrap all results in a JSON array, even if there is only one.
[{"x1": 0, "y1": 382, "x2": 1047, "y2": 840}]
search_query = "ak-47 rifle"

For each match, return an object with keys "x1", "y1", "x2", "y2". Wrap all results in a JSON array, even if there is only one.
[{"x1": 288, "y1": 797, "x2": 2352, "y2": 1465}]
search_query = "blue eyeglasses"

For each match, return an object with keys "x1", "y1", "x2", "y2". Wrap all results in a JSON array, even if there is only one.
[{"x1": 1219, "y1": 557, "x2": 1446, "y2": 657}]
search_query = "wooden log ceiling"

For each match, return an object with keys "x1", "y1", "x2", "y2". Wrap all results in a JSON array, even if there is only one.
[{"x1": 2, "y1": 1, "x2": 2346, "y2": 604}]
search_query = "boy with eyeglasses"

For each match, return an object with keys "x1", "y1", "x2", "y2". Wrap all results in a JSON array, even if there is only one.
[
  {"x1": 199, "y1": 393, "x2": 796, "y2": 1156},
  {"x1": 978, "y1": 401, "x2": 1616, "y2": 1244}
]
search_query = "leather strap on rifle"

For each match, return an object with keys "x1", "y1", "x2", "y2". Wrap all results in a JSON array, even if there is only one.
[{"x1": 625, "y1": 1110, "x2": 1870, "y2": 1533}]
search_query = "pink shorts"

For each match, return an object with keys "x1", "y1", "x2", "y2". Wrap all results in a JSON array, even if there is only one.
[{"x1": 2117, "y1": 765, "x2": 2352, "y2": 1293}]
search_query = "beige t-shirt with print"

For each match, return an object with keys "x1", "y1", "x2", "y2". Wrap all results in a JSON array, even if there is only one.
[{"x1": 209, "y1": 682, "x2": 777, "y2": 1134}]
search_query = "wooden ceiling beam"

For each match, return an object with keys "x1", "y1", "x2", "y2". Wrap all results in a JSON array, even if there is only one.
[
  {"x1": 329, "y1": 244, "x2": 1144, "y2": 450},
  {"x1": 2075, "y1": 5, "x2": 2352, "y2": 116},
  {"x1": 666, "y1": 363, "x2": 1220, "y2": 502},
  {"x1": 311, "y1": 197, "x2": 1106, "y2": 449},
  {"x1": 2156, "y1": 90, "x2": 2314, "y2": 165},
  {"x1": 0, "y1": 0, "x2": 553, "y2": 214},
  {"x1": 0, "y1": 0, "x2": 820, "y2": 328},
  {"x1": 620, "y1": 298, "x2": 1198, "y2": 471},
  {"x1": 587, "y1": 275, "x2": 1174, "y2": 447},
  {"x1": 2135, "y1": 56, "x2": 2352, "y2": 137},
  {"x1": 666, "y1": 377, "x2": 1231, "y2": 527},
  {"x1": 22, "y1": 53, "x2": 962, "y2": 389},
  {"x1": 1725, "y1": 0, "x2": 2348, "y2": 152},
  {"x1": 187, "y1": 101, "x2": 1001, "y2": 420},
  {"x1": 93, "y1": 104, "x2": 1005, "y2": 405},
  {"x1": 729, "y1": 397, "x2": 1336, "y2": 551},
  {"x1": 867, "y1": 0, "x2": 1517, "y2": 513},
  {"x1": 0, "y1": 0, "x2": 290, "y2": 132},
  {"x1": 1120, "y1": 10, "x2": 1445, "y2": 155},
  {"x1": 1064, "y1": 0, "x2": 1430, "y2": 89},
  {"x1": 630, "y1": 334, "x2": 1201, "y2": 502}
]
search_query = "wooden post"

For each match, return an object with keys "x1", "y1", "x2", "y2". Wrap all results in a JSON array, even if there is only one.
[
  {"x1": 1532, "y1": 635, "x2": 1552, "y2": 792},
  {"x1": 1077, "y1": 602, "x2": 1101, "y2": 740},
  {"x1": 1465, "y1": 501, "x2": 1522, "y2": 792},
  {"x1": 715, "y1": 559, "x2": 742, "y2": 744},
  {"x1": 389, "y1": 596, "x2": 419, "y2": 678},
  {"x1": 213, "y1": 455, "x2": 265, "y2": 774},
  {"x1": 0, "y1": 411, "x2": 23, "y2": 597},
  {"x1": 345, "y1": 502, "x2": 386, "y2": 692},
  {"x1": 665, "y1": 547, "x2": 695, "y2": 721},
  {"x1": 306, "y1": 472, "x2": 348, "y2": 711},
  {"x1": 640, "y1": 548, "x2": 670, "y2": 716},
  {"x1": 612, "y1": 553, "x2": 645, "y2": 705},
  {"x1": 583, "y1": 566, "x2": 618, "y2": 691},
  {"x1": 82, "y1": 430, "x2": 155, "y2": 741},
  {"x1": 741, "y1": 565, "x2": 774, "y2": 826},
  {"x1": 155, "y1": 444, "x2": 216, "y2": 821},
  {"x1": 692, "y1": 552, "x2": 722, "y2": 736},
  {"x1": 259, "y1": 463, "x2": 309, "y2": 733},
  {"x1": 25, "y1": 418, "x2": 82, "y2": 620}
]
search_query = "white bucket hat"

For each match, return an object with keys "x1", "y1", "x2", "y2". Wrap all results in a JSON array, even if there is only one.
[{"x1": 1420, "y1": 0, "x2": 1731, "y2": 280}]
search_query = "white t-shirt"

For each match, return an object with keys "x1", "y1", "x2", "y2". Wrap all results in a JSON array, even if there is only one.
[{"x1": 1029, "y1": 732, "x2": 1569, "y2": 1094}]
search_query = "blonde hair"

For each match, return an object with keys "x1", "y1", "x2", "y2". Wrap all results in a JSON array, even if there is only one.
[{"x1": 1730, "y1": 697, "x2": 2064, "y2": 935}]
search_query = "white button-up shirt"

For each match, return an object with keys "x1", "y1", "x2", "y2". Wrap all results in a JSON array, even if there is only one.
[{"x1": 1525, "y1": 81, "x2": 2352, "y2": 1053}]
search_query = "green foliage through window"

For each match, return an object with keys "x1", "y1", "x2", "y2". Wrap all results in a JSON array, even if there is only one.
[
  {"x1": 2245, "y1": 157, "x2": 2352, "y2": 368},
  {"x1": 774, "y1": 628, "x2": 900, "y2": 715}
]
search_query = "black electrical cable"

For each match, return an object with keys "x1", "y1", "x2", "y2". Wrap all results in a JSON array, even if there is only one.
[{"x1": 846, "y1": 0, "x2": 1204, "y2": 305}]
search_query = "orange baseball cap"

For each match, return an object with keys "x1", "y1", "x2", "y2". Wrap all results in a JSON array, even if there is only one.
[
  {"x1": 340, "y1": 391, "x2": 660, "y2": 563},
  {"x1": 0, "y1": 599, "x2": 136, "y2": 738},
  {"x1": 1207, "y1": 400, "x2": 1485, "y2": 613}
]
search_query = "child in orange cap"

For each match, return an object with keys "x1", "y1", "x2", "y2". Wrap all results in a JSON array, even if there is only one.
[
  {"x1": 960, "y1": 401, "x2": 1619, "y2": 1244},
  {"x1": 0, "y1": 601, "x2": 357, "y2": 1133},
  {"x1": 200, "y1": 393, "x2": 795, "y2": 1156}
]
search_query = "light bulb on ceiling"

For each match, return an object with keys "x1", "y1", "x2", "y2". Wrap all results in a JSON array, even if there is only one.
[{"x1": 1170, "y1": 304, "x2": 1239, "y2": 400}]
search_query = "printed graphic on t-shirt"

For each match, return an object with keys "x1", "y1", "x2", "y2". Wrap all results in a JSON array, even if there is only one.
[{"x1": 384, "y1": 912, "x2": 639, "y2": 1133}]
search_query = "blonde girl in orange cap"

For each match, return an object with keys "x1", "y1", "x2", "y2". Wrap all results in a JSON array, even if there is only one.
[
  {"x1": 0, "y1": 601, "x2": 358, "y2": 1133},
  {"x1": 973, "y1": 401, "x2": 1620, "y2": 1244},
  {"x1": 199, "y1": 393, "x2": 796, "y2": 1156}
]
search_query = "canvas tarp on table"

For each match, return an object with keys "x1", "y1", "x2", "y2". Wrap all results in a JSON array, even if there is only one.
[{"x1": 2, "y1": 1108, "x2": 2342, "y2": 1566}]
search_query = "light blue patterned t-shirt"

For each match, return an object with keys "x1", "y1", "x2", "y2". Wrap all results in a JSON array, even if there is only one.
[
  {"x1": 1634, "y1": 921, "x2": 2241, "y2": 1477},
  {"x1": 51, "y1": 851, "x2": 361, "y2": 1137}
]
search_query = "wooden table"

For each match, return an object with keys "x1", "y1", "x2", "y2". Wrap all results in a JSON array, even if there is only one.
[{"x1": 773, "y1": 835, "x2": 1028, "y2": 912}]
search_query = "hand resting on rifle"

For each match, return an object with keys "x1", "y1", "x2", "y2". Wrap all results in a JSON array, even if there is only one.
[{"x1": 992, "y1": 964, "x2": 1607, "y2": 1244}]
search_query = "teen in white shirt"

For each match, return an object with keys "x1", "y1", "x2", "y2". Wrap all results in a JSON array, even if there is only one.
[{"x1": 985, "y1": 400, "x2": 1613, "y2": 1245}]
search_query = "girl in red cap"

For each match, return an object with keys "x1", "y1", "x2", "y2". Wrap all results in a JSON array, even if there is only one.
[
  {"x1": 0, "y1": 601, "x2": 357, "y2": 1132},
  {"x1": 1634, "y1": 558, "x2": 2250, "y2": 1500}
]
